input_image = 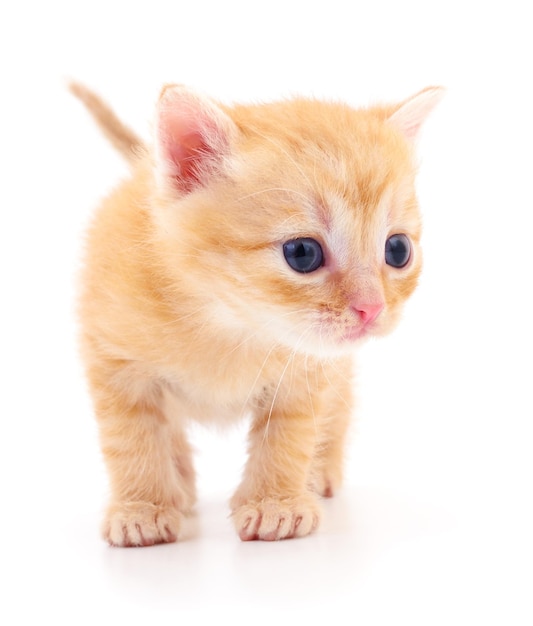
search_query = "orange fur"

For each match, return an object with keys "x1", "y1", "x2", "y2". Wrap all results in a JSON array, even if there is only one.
[{"x1": 74, "y1": 83, "x2": 443, "y2": 546}]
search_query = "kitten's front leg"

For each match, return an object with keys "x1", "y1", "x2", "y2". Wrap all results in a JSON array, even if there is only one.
[
  {"x1": 231, "y1": 393, "x2": 322, "y2": 541},
  {"x1": 91, "y1": 374, "x2": 195, "y2": 547},
  {"x1": 307, "y1": 359, "x2": 353, "y2": 499}
]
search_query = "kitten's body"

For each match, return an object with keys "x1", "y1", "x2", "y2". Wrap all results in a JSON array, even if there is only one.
[{"x1": 73, "y1": 82, "x2": 442, "y2": 546}]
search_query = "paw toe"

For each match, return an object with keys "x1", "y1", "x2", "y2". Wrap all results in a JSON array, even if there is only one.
[
  {"x1": 103, "y1": 502, "x2": 182, "y2": 547},
  {"x1": 232, "y1": 495, "x2": 321, "y2": 542}
]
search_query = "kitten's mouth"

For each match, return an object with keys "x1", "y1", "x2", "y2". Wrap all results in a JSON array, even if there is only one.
[
  {"x1": 341, "y1": 326, "x2": 368, "y2": 342},
  {"x1": 340, "y1": 318, "x2": 383, "y2": 343},
  {"x1": 312, "y1": 321, "x2": 370, "y2": 349}
]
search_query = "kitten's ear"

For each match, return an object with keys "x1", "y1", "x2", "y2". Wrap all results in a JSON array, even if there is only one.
[
  {"x1": 155, "y1": 85, "x2": 238, "y2": 193},
  {"x1": 388, "y1": 86, "x2": 445, "y2": 142}
]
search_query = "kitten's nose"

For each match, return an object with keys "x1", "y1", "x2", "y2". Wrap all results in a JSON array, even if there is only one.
[{"x1": 352, "y1": 303, "x2": 384, "y2": 325}]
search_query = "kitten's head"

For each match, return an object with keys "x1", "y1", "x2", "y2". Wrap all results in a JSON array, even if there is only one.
[{"x1": 150, "y1": 85, "x2": 443, "y2": 357}]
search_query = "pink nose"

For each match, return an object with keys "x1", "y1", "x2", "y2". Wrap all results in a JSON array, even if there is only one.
[{"x1": 352, "y1": 303, "x2": 384, "y2": 325}]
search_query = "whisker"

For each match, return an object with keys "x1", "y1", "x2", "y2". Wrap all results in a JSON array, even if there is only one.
[
  {"x1": 236, "y1": 187, "x2": 310, "y2": 203},
  {"x1": 262, "y1": 324, "x2": 314, "y2": 446},
  {"x1": 157, "y1": 304, "x2": 212, "y2": 328},
  {"x1": 236, "y1": 311, "x2": 313, "y2": 421},
  {"x1": 325, "y1": 355, "x2": 354, "y2": 388},
  {"x1": 237, "y1": 339, "x2": 281, "y2": 421},
  {"x1": 223, "y1": 308, "x2": 311, "y2": 359}
]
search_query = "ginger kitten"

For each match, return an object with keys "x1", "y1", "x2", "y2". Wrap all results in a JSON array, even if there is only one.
[{"x1": 71, "y1": 81, "x2": 443, "y2": 546}]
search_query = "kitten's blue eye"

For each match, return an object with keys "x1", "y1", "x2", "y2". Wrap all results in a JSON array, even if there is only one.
[
  {"x1": 283, "y1": 238, "x2": 324, "y2": 273},
  {"x1": 385, "y1": 234, "x2": 411, "y2": 268}
]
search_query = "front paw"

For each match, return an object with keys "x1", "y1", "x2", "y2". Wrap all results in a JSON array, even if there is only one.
[
  {"x1": 231, "y1": 494, "x2": 321, "y2": 541},
  {"x1": 103, "y1": 501, "x2": 183, "y2": 547}
]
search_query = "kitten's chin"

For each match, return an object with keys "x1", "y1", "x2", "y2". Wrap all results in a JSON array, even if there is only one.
[
  {"x1": 298, "y1": 320, "x2": 396, "y2": 359},
  {"x1": 248, "y1": 309, "x2": 399, "y2": 360},
  {"x1": 288, "y1": 328, "x2": 373, "y2": 360},
  {"x1": 341, "y1": 326, "x2": 369, "y2": 343}
]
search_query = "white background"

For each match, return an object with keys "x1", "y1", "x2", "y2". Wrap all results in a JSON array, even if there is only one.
[{"x1": 1, "y1": 1, "x2": 532, "y2": 624}]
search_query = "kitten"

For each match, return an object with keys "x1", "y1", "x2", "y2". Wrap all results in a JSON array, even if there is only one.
[{"x1": 71, "y1": 81, "x2": 443, "y2": 546}]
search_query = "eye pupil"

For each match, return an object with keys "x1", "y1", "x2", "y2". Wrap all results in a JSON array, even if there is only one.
[
  {"x1": 283, "y1": 238, "x2": 324, "y2": 273},
  {"x1": 385, "y1": 234, "x2": 411, "y2": 268}
]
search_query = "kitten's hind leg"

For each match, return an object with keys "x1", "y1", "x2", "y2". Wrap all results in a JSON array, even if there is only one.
[{"x1": 91, "y1": 370, "x2": 194, "y2": 547}]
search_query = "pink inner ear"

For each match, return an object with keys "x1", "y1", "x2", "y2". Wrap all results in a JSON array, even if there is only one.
[
  {"x1": 164, "y1": 129, "x2": 211, "y2": 192},
  {"x1": 156, "y1": 88, "x2": 232, "y2": 194}
]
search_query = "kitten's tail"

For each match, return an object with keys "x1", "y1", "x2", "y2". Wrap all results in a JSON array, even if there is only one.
[{"x1": 68, "y1": 81, "x2": 144, "y2": 163}]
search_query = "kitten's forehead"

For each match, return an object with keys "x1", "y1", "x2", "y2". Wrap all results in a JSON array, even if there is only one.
[
  {"x1": 318, "y1": 188, "x2": 388, "y2": 269},
  {"x1": 216, "y1": 100, "x2": 422, "y2": 269},
  {"x1": 270, "y1": 107, "x2": 420, "y2": 244},
  {"x1": 314, "y1": 172, "x2": 420, "y2": 271}
]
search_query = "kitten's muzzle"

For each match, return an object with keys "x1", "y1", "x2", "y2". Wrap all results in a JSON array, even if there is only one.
[
  {"x1": 339, "y1": 302, "x2": 384, "y2": 343},
  {"x1": 350, "y1": 302, "x2": 384, "y2": 326}
]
